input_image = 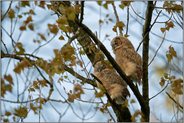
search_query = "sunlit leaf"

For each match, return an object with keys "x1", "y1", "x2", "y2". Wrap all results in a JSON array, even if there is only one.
[
  {"x1": 166, "y1": 21, "x2": 174, "y2": 28},
  {"x1": 48, "y1": 24, "x2": 58, "y2": 34},
  {"x1": 5, "y1": 111, "x2": 12, "y2": 116},
  {"x1": 19, "y1": 25, "x2": 26, "y2": 31},
  {"x1": 130, "y1": 99, "x2": 136, "y2": 103},
  {"x1": 95, "y1": 90, "x2": 105, "y2": 98},
  {"x1": 159, "y1": 77, "x2": 165, "y2": 87},
  {"x1": 59, "y1": 35, "x2": 65, "y2": 40},
  {"x1": 14, "y1": 58, "x2": 32, "y2": 74},
  {"x1": 29, "y1": 9, "x2": 35, "y2": 15},
  {"x1": 30, "y1": 103, "x2": 38, "y2": 114},
  {"x1": 166, "y1": 53, "x2": 172, "y2": 62},
  {"x1": 14, "y1": 106, "x2": 28, "y2": 118},
  {"x1": 169, "y1": 46, "x2": 177, "y2": 57},
  {"x1": 24, "y1": 16, "x2": 33, "y2": 25},
  {"x1": 8, "y1": 9, "x2": 15, "y2": 19},
  {"x1": 4, "y1": 74, "x2": 13, "y2": 85},
  {"x1": 38, "y1": 33, "x2": 46, "y2": 41},
  {"x1": 28, "y1": 23, "x2": 34, "y2": 31},
  {"x1": 15, "y1": 42, "x2": 25, "y2": 55},
  {"x1": 160, "y1": 28, "x2": 166, "y2": 33},
  {"x1": 39, "y1": 1, "x2": 45, "y2": 8},
  {"x1": 21, "y1": 1, "x2": 30, "y2": 7},
  {"x1": 97, "y1": 1, "x2": 102, "y2": 6},
  {"x1": 171, "y1": 78, "x2": 183, "y2": 95}
]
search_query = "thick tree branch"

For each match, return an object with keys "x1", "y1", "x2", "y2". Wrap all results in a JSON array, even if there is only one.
[
  {"x1": 50, "y1": 2, "x2": 132, "y2": 121},
  {"x1": 76, "y1": 21, "x2": 146, "y2": 112},
  {"x1": 142, "y1": 1, "x2": 154, "y2": 121}
]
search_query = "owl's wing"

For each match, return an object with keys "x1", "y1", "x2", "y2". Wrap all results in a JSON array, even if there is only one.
[{"x1": 120, "y1": 48, "x2": 142, "y2": 66}]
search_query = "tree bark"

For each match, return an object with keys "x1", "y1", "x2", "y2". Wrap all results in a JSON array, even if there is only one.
[
  {"x1": 142, "y1": 1, "x2": 154, "y2": 121},
  {"x1": 51, "y1": 1, "x2": 132, "y2": 122}
]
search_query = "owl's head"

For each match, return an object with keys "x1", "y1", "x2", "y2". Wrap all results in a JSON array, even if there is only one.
[{"x1": 111, "y1": 36, "x2": 134, "y2": 51}]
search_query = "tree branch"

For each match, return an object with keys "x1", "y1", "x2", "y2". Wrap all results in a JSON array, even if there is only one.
[
  {"x1": 142, "y1": 1, "x2": 154, "y2": 121},
  {"x1": 166, "y1": 92, "x2": 183, "y2": 111},
  {"x1": 76, "y1": 21, "x2": 146, "y2": 112},
  {"x1": 112, "y1": 3, "x2": 123, "y2": 35},
  {"x1": 50, "y1": 2, "x2": 132, "y2": 121}
]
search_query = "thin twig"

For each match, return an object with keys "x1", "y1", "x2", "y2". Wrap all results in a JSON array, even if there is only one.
[
  {"x1": 31, "y1": 35, "x2": 56, "y2": 54},
  {"x1": 149, "y1": 81, "x2": 169, "y2": 100},
  {"x1": 148, "y1": 32, "x2": 166, "y2": 66},
  {"x1": 130, "y1": 4, "x2": 145, "y2": 20},
  {"x1": 166, "y1": 92, "x2": 183, "y2": 111},
  {"x1": 112, "y1": 3, "x2": 123, "y2": 35},
  {"x1": 129, "y1": 12, "x2": 183, "y2": 44},
  {"x1": 136, "y1": 10, "x2": 162, "y2": 52},
  {"x1": 1, "y1": 1, "x2": 13, "y2": 21},
  {"x1": 126, "y1": 6, "x2": 129, "y2": 36}
]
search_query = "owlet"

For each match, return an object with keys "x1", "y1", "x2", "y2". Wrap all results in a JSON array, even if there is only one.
[
  {"x1": 94, "y1": 61, "x2": 130, "y2": 104},
  {"x1": 111, "y1": 36, "x2": 142, "y2": 84}
]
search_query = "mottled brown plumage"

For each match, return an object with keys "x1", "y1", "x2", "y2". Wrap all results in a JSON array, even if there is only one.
[
  {"x1": 111, "y1": 36, "x2": 142, "y2": 84},
  {"x1": 94, "y1": 61, "x2": 130, "y2": 104}
]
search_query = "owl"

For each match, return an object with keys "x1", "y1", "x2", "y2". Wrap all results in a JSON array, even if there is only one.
[
  {"x1": 94, "y1": 61, "x2": 130, "y2": 104},
  {"x1": 111, "y1": 36, "x2": 142, "y2": 84}
]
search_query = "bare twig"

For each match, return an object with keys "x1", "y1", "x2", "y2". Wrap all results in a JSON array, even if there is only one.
[
  {"x1": 149, "y1": 81, "x2": 169, "y2": 100},
  {"x1": 112, "y1": 3, "x2": 123, "y2": 35},
  {"x1": 148, "y1": 32, "x2": 166, "y2": 66},
  {"x1": 126, "y1": 6, "x2": 129, "y2": 36},
  {"x1": 1, "y1": 1, "x2": 13, "y2": 21},
  {"x1": 130, "y1": 5, "x2": 145, "y2": 20},
  {"x1": 166, "y1": 92, "x2": 183, "y2": 111},
  {"x1": 136, "y1": 10, "x2": 162, "y2": 52},
  {"x1": 31, "y1": 35, "x2": 56, "y2": 54}
]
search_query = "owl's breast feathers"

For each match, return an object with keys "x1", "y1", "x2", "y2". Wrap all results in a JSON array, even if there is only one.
[{"x1": 94, "y1": 61, "x2": 130, "y2": 104}]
